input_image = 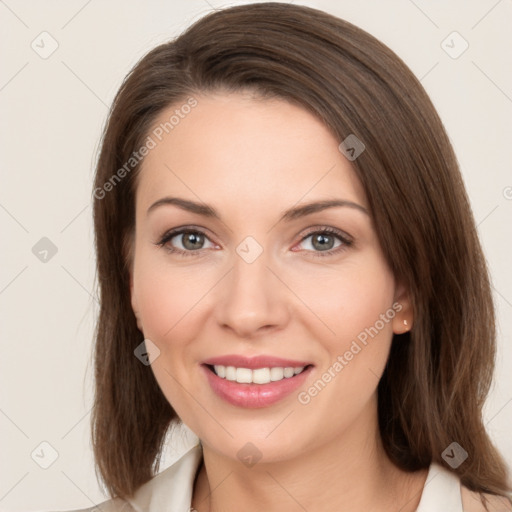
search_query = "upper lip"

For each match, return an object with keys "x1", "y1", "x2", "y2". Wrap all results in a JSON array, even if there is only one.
[{"x1": 202, "y1": 354, "x2": 313, "y2": 369}]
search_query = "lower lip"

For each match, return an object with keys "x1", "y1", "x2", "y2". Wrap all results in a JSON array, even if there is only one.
[{"x1": 202, "y1": 365, "x2": 313, "y2": 408}]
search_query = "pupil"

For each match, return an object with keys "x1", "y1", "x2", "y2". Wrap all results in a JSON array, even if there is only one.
[
  {"x1": 183, "y1": 232, "x2": 204, "y2": 250},
  {"x1": 313, "y1": 234, "x2": 334, "y2": 251}
]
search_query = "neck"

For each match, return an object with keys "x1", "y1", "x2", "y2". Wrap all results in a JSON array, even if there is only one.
[{"x1": 192, "y1": 399, "x2": 427, "y2": 512}]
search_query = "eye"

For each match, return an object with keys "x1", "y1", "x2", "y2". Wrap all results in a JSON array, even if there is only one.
[
  {"x1": 156, "y1": 228, "x2": 217, "y2": 255},
  {"x1": 294, "y1": 228, "x2": 352, "y2": 256},
  {"x1": 156, "y1": 226, "x2": 352, "y2": 257}
]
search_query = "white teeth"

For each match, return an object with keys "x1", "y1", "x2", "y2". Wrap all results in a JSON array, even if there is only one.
[
  {"x1": 283, "y1": 367, "x2": 294, "y2": 378},
  {"x1": 236, "y1": 367, "x2": 252, "y2": 383},
  {"x1": 214, "y1": 365, "x2": 226, "y2": 378},
  {"x1": 225, "y1": 366, "x2": 236, "y2": 381},
  {"x1": 253, "y1": 367, "x2": 271, "y2": 384},
  {"x1": 212, "y1": 365, "x2": 306, "y2": 384},
  {"x1": 270, "y1": 367, "x2": 284, "y2": 381}
]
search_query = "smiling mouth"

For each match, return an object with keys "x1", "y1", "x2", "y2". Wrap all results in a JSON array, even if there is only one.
[{"x1": 205, "y1": 364, "x2": 312, "y2": 384}]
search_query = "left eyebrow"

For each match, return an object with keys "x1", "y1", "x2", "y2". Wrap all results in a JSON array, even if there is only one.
[
  {"x1": 146, "y1": 196, "x2": 368, "y2": 221},
  {"x1": 280, "y1": 199, "x2": 369, "y2": 222}
]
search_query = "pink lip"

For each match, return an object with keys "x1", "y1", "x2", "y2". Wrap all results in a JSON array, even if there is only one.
[
  {"x1": 201, "y1": 358, "x2": 314, "y2": 409},
  {"x1": 202, "y1": 354, "x2": 312, "y2": 369}
]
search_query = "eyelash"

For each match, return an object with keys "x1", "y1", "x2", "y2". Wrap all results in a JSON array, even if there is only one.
[{"x1": 155, "y1": 226, "x2": 353, "y2": 258}]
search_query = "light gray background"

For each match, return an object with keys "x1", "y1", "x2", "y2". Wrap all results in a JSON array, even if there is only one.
[{"x1": 1, "y1": 1, "x2": 511, "y2": 510}]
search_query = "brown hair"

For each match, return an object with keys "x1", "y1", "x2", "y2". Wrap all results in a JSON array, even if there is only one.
[{"x1": 91, "y1": 1, "x2": 511, "y2": 502}]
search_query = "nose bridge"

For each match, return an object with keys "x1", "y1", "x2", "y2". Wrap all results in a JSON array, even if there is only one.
[
  {"x1": 233, "y1": 247, "x2": 272, "y2": 297},
  {"x1": 214, "y1": 241, "x2": 289, "y2": 336},
  {"x1": 229, "y1": 234, "x2": 272, "y2": 295}
]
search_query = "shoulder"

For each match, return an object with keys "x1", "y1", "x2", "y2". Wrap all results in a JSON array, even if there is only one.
[{"x1": 461, "y1": 486, "x2": 512, "y2": 512}]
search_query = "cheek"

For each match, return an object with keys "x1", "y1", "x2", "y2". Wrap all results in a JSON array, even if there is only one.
[
  {"x1": 334, "y1": 268, "x2": 396, "y2": 351},
  {"x1": 132, "y1": 252, "x2": 212, "y2": 342},
  {"x1": 289, "y1": 251, "x2": 396, "y2": 347},
  {"x1": 298, "y1": 253, "x2": 396, "y2": 412},
  {"x1": 339, "y1": 268, "x2": 396, "y2": 374},
  {"x1": 131, "y1": 254, "x2": 209, "y2": 415},
  {"x1": 290, "y1": 251, "x2": 396, "y2": 406},
  {"x1": 316, "y1": 257, "x2": 397, "y2": 394}
]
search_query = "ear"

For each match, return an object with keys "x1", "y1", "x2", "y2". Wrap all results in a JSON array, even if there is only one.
[
  {"x1": 130, "y1": 272, "x2": 144, "y2": 332},
  {"x1": 392, "y1": 280, "x2": 413, "y2": 335}
]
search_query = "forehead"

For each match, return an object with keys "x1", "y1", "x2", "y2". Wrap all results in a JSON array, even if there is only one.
[{"x1": 135, "y1": 92, "x2": 367, "y2": 215}]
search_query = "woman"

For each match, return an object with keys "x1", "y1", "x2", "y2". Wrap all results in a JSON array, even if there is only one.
[{"x1": 69, "y1": 3, "x2": 511, "y2": 511}]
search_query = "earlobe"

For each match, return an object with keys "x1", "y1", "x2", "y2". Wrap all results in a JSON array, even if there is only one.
[
  {"x1": 394, "y1": 317, "x2": 412, "y2": 335},
  {"x1": 392, "y1": 281, "x2": 413, "y2": 334}
]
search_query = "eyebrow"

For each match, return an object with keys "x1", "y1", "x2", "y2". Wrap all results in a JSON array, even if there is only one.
[{"x1": 147, "y1": 196, "x2": 369, "y2": 221}]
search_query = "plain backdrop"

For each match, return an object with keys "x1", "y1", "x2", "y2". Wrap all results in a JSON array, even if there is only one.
[{"x1": 1, "y1": 0, "x2": 511, "y2": 510}]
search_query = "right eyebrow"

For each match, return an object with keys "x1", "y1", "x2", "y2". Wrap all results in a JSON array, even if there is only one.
[{"x1": 147, "y1": 197, "x2": 220, "y2": 218}]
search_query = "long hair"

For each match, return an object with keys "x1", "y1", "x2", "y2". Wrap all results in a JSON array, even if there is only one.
[{"x1": 91, "y1": 2, "x2": 510, "y2": 500}]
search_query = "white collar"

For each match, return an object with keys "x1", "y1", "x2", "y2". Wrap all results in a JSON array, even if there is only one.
[
  {"x1": 416, "y1": 461, "x2": 463, "y2": 511},
  {"x1": 126, "y1": 442, "x2": 203, "y2": 512}
]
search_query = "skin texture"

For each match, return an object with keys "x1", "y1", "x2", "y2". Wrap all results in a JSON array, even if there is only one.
[{"x1": 129, "y1": 91, "x2": 429, "y2": 512}]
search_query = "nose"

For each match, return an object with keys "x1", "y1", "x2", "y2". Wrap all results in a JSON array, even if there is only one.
[{"x1": 213, "y1": 250, "x2": 290, "y2": 339}]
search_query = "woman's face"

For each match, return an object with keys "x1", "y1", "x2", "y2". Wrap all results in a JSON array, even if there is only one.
[{"x1": 130, "y1": 91, "x2": 410, "y2": 463}]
